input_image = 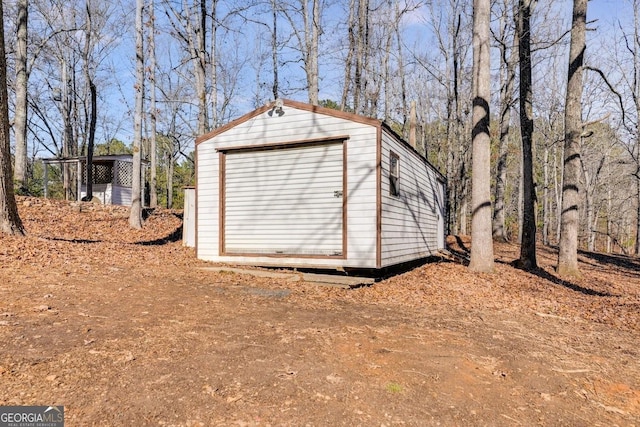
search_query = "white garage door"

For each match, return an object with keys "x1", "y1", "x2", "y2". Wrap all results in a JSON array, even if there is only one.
[{"x1": 224, "y1": 142, "x2": 344, "y2": 256}]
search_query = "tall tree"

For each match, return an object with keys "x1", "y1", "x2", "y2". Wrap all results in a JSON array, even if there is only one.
[
  {"x1": 271, "y1": 0, "x2": 279, "y2": 99},
  {"x1": 605, "y1": 0, "x2": 640, "y2": 256},
  {"x1": 163, "y1": 0, "x2": 209, "y2": 135},
  {"x1": 148, "y1": 0, "x2": 158, "y2": 208},
  {"x1": 282, "y1": 0, "x2": 321, "y2": 105},
  {"x1": 417, "y1": 1, "x2": 471, "y2": 236},
  {"x1": 210, "y1": 0, "x2": 219, "y2": 126},
  {"x1": 130, "y1": 0, "x2": 144, "y2": 229},
  {"x1": 469, "y1": 0, "x2": 494, "y2": 272},
  {"x1": 305, "y1": 0, "x2": 320, "y2": 105},
  {"x1": 341, "y1": 0, "x2": 370, "y2": 114},
  {"x1": 0, "y1": 0, "x2": 25, "y2": 235},
  {"x1": 340, "y1": 0, "x2": 356, "y2": 110},
  {"x1": 13, "y1": 0, "x2": 29, "y2": 193},
  {"x1": 516, "y1": 0, "x2": 537, "y2": 269},
  {"x1": 82, "y1": 0, "x2": 97, "y2": 202},
  {"x1": 492, "y1": 0, "x2": 518, "y2": 242},
  {"x1": 558, "y1": 0, "x2": 587, "y2": 276}
]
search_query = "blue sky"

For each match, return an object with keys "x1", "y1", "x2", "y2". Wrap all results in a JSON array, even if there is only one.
[{"x1": 34, "y1": 0, "x2": 632, "y2": 158}]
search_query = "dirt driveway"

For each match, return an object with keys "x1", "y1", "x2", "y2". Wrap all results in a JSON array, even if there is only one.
[{"x1": 0, "y1": 198, "x2": 639, "y2": 426}]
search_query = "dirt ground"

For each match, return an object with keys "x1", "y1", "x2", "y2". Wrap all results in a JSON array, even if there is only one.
[{"x1": 0, "y1": 197, "x2": 639, "y2": 426}]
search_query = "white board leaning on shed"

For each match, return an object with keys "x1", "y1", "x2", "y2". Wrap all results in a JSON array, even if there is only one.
[{"x1": 194, "y1": 99, "x2": 446, "y2": 270}]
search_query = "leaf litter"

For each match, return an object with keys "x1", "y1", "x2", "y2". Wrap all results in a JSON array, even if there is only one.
[{"x1": 0, "y1": 196, "x2": 638, "y2": 425}]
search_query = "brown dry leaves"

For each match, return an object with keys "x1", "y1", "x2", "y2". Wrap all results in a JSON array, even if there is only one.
[
  {"x1": 0, "y1": 197, "x2": 194, "y2": 273},
  {"x1": 1, "y1": 197, "x2": 639, "y2": 425},
  {"x1": 2, "y1": 196, "x2": 640, "y2": 333},
  {"x1": 324, "y1": 235, "x2": 640, "y2": 332}
]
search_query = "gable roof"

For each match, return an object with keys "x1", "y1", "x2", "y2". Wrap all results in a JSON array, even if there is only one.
[
  {"x1": 195, "y1": 99, "x2": 446, "y2": 182},
  {"x1": 195, "y1": 99, "x2": 381, "y2": 145}
]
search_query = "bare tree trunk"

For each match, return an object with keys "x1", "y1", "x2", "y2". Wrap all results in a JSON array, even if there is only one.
[
  {"x1": 558, "y1": 0, "x2": 587, "y2": 276},
  {"x1": 210, "y1": 0, "x2": 218, "y2": 126},
  {"x1": 353, "y1": 0, "x2": 369, "y2": 114},
  {"x1": 409, "y1": 101, "x2": 417, "y2": 149},
  {"x1": 606, "y1": 187, "x2": 612, "y2": 253},
  {"x1": 455, "y1": 13, "x2": 467, "y2": 237},
  {"x1": 149, "y1": 0, "x2": 158, "y2": 208},
  {"x1": 14, "y1": 0, "x2": 28, "y2": 193},
  {"x1": 270, "y1": 0, "x2": 279, "y2": 99},
  {"x1": 583, "y1": 154, "x2": 605, "y2": 252},
  {"x1": 446, "y1": 138, "x2": 457, "y2": 234},
  {"x1": 85, "y1": 82, "x2": 96, "y2": 200},
  {"x1": 396, "y1": 11, "x2": 408, "y2": 133},
  {"x1": 555, "y1": 143, "x2": 562, "y2": 243},
  {"x1": 382, "y1": 16, "x2": 393, "y2": 120},
  {"x1": 61, "y1": 58, "x2": 75, "y2": 201},
  {"x1": 517, "y1": 0, "x2": 537, "y2": 269},
  {"x1": 130, "y1": 0, "x2": 144, "y2": 229},
  {"x1": 469, "y1": 0, "x2": 494, "y2": 272},
  {"x1": 0, "y1": 0, "x2": 25, "y2": 236},
  {"x1": 83, "y1": 2, "x2": 96, "y2": 202},
  {"x1": 340, "y1": 0, "x2": 356, "y2": 111},
  {"x1": 589, "y1": 208, "x2": 598, "y2": 252},
  {"x1": 543, "y1": 145, "x2": 550, "y2": 245},
  {"x1": 282, "y1": 0, "x2": 321, "y2": 105},
  {"x1": 445, "y1": 12, "x2": 463, "y2": 235},
  {"x1": 198, "y1": 0, "x2": 208, "y2": 132},
  {"x1": 634, "y1": 1, "x2": 640, "y2": 256},
  {"x1": 517, "y1": 146, "x2": 523, "y2": 242},
  {"x1": 307, "y1": 0, "x2": 320, "y2": 105},
  {"x1": 636, "y1": 164, "x2": 640, "y2": 255},
  {"x1": 459, "y1": 198, "x2": 468, "y2": 235},
  {"x1": 166, "y1": 150, "x2": 174, "y2": 209},
  {"x1": 163, "y1": 0, "x2": 209, "y2": 133},
  {"x1": 493, "y1": 1, "x2": 518, "y2": 242}
]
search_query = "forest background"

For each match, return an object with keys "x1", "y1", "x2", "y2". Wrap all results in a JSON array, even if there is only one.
[{"x1": 3, "y1": 0, "x2": 639, "y2": 255}]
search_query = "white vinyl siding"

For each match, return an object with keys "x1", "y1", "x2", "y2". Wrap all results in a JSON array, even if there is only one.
[
  {"x1": 195, "y1": 143, "x2": 220, "y2": 260},
  {"x1": 380, "y1": 132, "x2": 445, "y2": 267},
  {"x1": 197, "y1": 102, "x2": 446, "y2": 270},
  {"x1": 224, "y1": 143, "x2": 343, "y2": 256},
  {"x1": 196, "y1": 104, "x2": 378, "y2": 268}
]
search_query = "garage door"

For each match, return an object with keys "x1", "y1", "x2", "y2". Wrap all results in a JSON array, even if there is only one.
[{"x1": 223, "y1": 142, "x2": 344, "y2": 256}]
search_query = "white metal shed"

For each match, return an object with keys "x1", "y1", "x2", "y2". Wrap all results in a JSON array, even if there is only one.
[{"x1": 195, "y1": 99, "x2": 446, "y2": 270}]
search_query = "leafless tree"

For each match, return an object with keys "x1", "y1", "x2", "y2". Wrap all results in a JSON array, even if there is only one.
[
  {"x1": 0, "y1": 0, "x2": 25, "y2": 235},
  {"x1": 599, "y1": 0, "x2": 640, "y2": 255},
  {"x1": 516, "y1": 0, "x2": 537, "y2": 269},
  {"x1": 13, "y1": 0, "x2": 29, "y2": 193},
  {"x1": 416, "y1": 0, "x2": 472, "y2": 236},
  {"x1": 148, "y1": 0, "x2": 158, "y2": 208},
  {"x1": 129, "y1": 0, "x2": 144, "y2": 229},
  {"x1": 82, "y1": 0, "x2": 97, "y2": 201},
  {"x1": 469, "y1": 0, "x2": 494, "y2": 272},
  {"x1": 163, "y1": 0, "x2": 210, "y2": 135},
  {"x1": 281, "y1": 0, "x2": 322, "y2": 105},
  {"x1": 558, "y1": 0, "x2": 587, "y2": 276},
  {"x1": 492, "y1": 0, "x2": 518, "y2": 242},
  {"x1": 340, "y1": 0, "x2": 372, "y2": 114}
]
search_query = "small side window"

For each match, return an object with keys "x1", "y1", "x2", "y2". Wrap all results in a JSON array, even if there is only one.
[{"x1": 389, "y1": 152, "x2": 400, "y2": 196}]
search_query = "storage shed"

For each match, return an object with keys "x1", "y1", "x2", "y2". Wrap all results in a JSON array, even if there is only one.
[
  {"x1": 195, "y1": 99, "x2": 446, "y2": 270},
  {"x1": 42, "y1": 154, "x2": 148, "y2": 206}
]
